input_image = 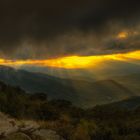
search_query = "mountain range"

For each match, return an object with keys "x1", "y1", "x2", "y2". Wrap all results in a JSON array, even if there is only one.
[{"x1": 0, "y1": 65, "x2": 139, "y2": 108}]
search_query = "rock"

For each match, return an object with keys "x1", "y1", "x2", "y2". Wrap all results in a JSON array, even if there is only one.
[
  {"x1": 1, "y1": 132, "x2": 32, "y2": 140},
  {"x1": 32, "y1": 129, "x2": 64, "y2": 140},
  {"x1": 0, "y1": 112, "x2": 18, "y2": 137},
  {"x1": 0, "y1": 112, "x2": 64, "y2": 140}
]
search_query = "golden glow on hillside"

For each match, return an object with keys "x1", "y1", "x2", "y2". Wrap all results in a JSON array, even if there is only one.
[{"x1": 0, "y1": 50, "x2": 140, "y2": 69}]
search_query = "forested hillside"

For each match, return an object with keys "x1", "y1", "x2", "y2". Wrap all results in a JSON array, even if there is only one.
[{"x1": 0, "y1": 81, "x2": 140, "y2": 140}]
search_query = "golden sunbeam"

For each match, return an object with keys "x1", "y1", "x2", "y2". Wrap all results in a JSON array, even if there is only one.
[{"x1": 0, "y1": 50, "x2": 140, "y2": 69}]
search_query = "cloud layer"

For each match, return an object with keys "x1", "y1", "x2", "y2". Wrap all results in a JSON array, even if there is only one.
[{"x1": 0, "y1": 0, "x2": 140, "y2": 59}]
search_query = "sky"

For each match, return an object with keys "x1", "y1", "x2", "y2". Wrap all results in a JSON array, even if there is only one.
[{"x1": 0, "y1": 0, "x2": 140, "y2": 70}]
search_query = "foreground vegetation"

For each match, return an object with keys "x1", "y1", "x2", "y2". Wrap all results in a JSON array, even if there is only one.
[{"x1": 0, "y1": 81, "x2": 140, "y2": 140}]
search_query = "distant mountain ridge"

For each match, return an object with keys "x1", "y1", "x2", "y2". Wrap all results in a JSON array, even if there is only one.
[
  {"x1": 107, "y1": 96, "x2": 140, "y2": 109},
  {"x1": 0, "y1": 65, "x2": 139, "y2": 108},
  {"x1": 22, "y1": 59, "x2": 140, "y2": 81}
]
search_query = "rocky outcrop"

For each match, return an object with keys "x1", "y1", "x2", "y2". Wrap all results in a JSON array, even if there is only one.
[
  {"x1": 2, "y1": 132, "x2": 32, "y2": 140},
  {"x1": 0, "y1": 112, "x2": 64, "y2": 140},
  {"x1": 32, "y1": 129, "x2": 64, "y2": 140}
]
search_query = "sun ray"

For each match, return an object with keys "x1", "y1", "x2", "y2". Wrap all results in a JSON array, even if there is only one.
[{"x1": 0, "y1": 50, "x2": 139, "y2": 69}]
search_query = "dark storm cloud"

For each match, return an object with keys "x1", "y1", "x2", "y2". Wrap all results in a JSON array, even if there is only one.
[{"x1": 0, "y1": 0, "x2": 140, "y2": 59}]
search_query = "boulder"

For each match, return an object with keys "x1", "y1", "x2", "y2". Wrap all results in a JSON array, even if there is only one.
[{"x1": 32, "y1": 129, "x2": 64, "y2": 140}]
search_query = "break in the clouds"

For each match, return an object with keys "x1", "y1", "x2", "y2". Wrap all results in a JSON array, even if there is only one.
[{"x1": 0, "y1": 0, "x2": 140, "y2": 59}]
